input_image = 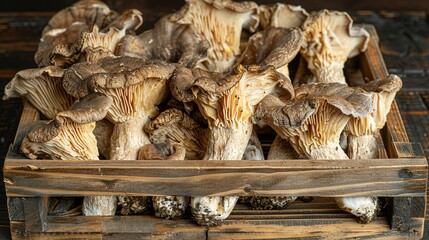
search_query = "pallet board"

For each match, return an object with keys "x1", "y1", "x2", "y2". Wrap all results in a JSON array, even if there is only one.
[{"x1": 2, "y1": 24, "x2": 427, "y2": 239}]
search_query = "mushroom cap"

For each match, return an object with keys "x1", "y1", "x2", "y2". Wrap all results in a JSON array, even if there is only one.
[
  {"x1": 20, "y1": 93, "x2": 112, "y2": 161},
  {"x1": 240, "y1": 27, "x2": 302, "y2": 71},
  {"x1": 27, "y1": 93, "x2": 112, "y2": 143},
  {"x1": 300, "y1": 10, "x2": 369, "y2": 82},
  {"x1": 255, "y1": 83, "x2": 374, "y2": 155},
  {"x1": 64, "y1": 56, "x2": 176, "y2": 123},
  {"x1": 102, "y1": 8, "x2": 143, "y2": 32},
  {"x1": 259, "y1": 3, "x2": 309, "y2": 29},
  {"x1": 36, "y1": 22, "x2": 89, "y2": 67},
  {"x1": 171, "y1": 64, "x2": 294, "y2": 129},
  {"x1": 117, "y1": 15, "x2": 209, "y2": 68},
  {"x1": 144, "y1": 108, "x2": 208, "y2": 160},
  {"x1": 3, "y1": 66, "x2": 73, "y2": 119},
  {"x1": 41, "y1": 0, "x2": 117, "y2": 36},
  {"x1": 170, "y1": 0, "x2": 259, "y2": 72},
  {"x1": 138, "y1": 143, "x2": 186, "y2": 161},
  {"x1": 345, "y1": 74, "x2": 403, "y2": 135}
]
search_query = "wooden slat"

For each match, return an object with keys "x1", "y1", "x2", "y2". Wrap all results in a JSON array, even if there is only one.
[{"x1": 3, "y1": 158, "x2": 427, "y2": 198}]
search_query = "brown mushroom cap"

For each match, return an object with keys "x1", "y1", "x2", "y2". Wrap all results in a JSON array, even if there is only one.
[
  {"x1": 345, "y1": 74, "x2": 403, "y2": 136},
  {"x1": 20, "y1": 93, "x2": 112, "y2": 160},
  {"x1": 138, "y1": 143, "x2": 187, "y2": 161},
  {"x1": 41, "y1": 0, "x2": 118, "y2": 36},
  {"x1": 117, "y1": 15, "x2": 209, "y2": 68},
  {"x1": 36, "y1": 22, "x2": 89, "y2": 67},
  {"x1": 255, "y1": 83, "x2": 374, "y2": 157},
  {"x1": 144, "y1": 108, "x2": 208, "y2": 160},
  {"x1": 300, "y1": 10, "x2": 369, "y2": 84},
  {"x1": 3, "y1": 66, "x2": 73, "y2": 119},
  {"x1": 170, "y1": 0, "x2": 259, "y2": 72},
  {"x1": 259, "y1": 3, "x2": 309, "y2": 30},
  {"x1": 63, "y1": 56, "x2": 176, "y2": 123},
  {"x1": 171, "y1": 64, "x2": 294, "y2": 129},
  {"x1": 240, "y1": 27, "x2": 302, "y2": 78}
]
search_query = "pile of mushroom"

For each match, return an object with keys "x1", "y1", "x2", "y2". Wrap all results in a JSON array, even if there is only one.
[{"x1": 3, "y1": 0, "x2": 403, "y2": 225}]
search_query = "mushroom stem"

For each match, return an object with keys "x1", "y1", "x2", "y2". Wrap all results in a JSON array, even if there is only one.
[
  {"x1": 203, "y1": 123, "x2": 253, "y2": 160},
  {"x1": 191, "y1": 123, "x2": 252, "y2": 226},
  {"x1": 82, "y1": 196, "x2": 117, "y2": 216},
  {"x1": 306, "y1": 142, "x2": 379, "y2": 223},
  {"x1": 347, "y1": 135, "x2": 378, "y2": 159},
  {"x1": 314, "y1": 64, "x2": 346, "y2": 84},
  {"x1": 110, "y1": 116, "x2": 151, "y2": 160}
]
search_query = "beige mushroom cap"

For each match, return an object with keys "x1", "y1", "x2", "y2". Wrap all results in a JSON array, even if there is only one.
[
  {"x1": 255, "y1": 83, "x2": 374, "y2": 156},
  {"x1": 171, "y1": 0, "x2": 259, "y2": 72},
  {"x1": 20, "y1": 93, "x2": 112, "y2": 160},
  {"x1": 3, "y1": 66, "x2": 73, "y2": 119},
  {"x1": 259, "y1": 3, "x2": 309, "y2": 29},
  {"x1": 117, "y1": 15, "x2": 209, "y2": 68},
  {"x1": 144, "y1": 108, "x2": 208, "y2": 160},
  {"x1": 300, "y1": 10, "x2": 369, "y2": 84}
]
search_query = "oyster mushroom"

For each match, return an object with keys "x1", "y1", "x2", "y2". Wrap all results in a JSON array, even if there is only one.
[
  {"x1": 171, "y1": 64, "x2": 294, "y2": 226},
  {"x1": 138, "y1": 143, "x2": 189, "y2": 219},
  {"x1": 144, "y1": 108, "x2": 208, "y2": 160},
  {"x1": 170, "y1": 0, "x2": 259, "y2": 72},
  {"x1": 255, "y1": 83, "x2": 379, "y2": 223},
  {"x1": 259, "y1": 3, "x2": 308, "y2": 30},
  {"x1": 41, "y1": 0, "x2": 117, "y2": 36},
  {"x1": 117, "y1": 15, "x2": 209, "y2": 68},
  {"x1": 20, "y1": 93, "x2": 117, "y2": 216},
  {"x1": 36, "y1": 7, "x2": 142, "y2": 67},
  {"x1": 63, "y1": 56, "x2": 176, "y2": 160},
  {"x1": 3, "y1": 66, "x2": 73, "y2": 119},
  {"x1": 240, "y1": 27, "x2": 302, "y2": 80},
  {"x1": 300, "y1": 10, "x2": 369, "y2": 84},
  {"x1": 345, "y1": 75, "x2": 403, "y2": 159},
  {"x1": 92, "y1": 119, "x2": 114, "y2": 159}
]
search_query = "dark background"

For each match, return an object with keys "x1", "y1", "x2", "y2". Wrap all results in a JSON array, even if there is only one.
[{"x1": 1, "y1": 1, "x2": 429, "y2": 239}]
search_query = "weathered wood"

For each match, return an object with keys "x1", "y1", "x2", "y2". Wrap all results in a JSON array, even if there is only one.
[
  {"x1": 3, "y1": 158, "x2": 427, "y2": 198},
  {"x1": 7, "y1": 198, "x2": 24, "y2": 221},
  {"x1": 22, "y1": 197, "x2": 48, "y2": 232}
]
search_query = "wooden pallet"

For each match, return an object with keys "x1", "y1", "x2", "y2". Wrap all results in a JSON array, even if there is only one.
[{"x1": 3, "y1": 25, "x2": 427, "y2": 239}]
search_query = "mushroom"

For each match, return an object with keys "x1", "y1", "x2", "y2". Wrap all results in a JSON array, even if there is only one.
[
  {"x1": 345, "y1": 75, "x2": 403, "y2": 159},
  {"x1": 240, "y1": 27, "x2": 302, "y2": 80},
  {"x1": 170, "y1": 0, "x2": 259, "y2": 72},
  {"x1": 63, "y1": 56, "x2": 176, "y2": 160},
  {"x1": 300, "y1": 10, "x2": 369, "y2": 84},
  {"x1": 259, "y1": 3, "x2": 309, "y2": 30},
  {"x1": 171, "y1": 64, "x2": 294, "y2": 226},
  {"x1": 41, "y1": 0, "x2": 117, "y2": 36},
  {"x1": 117, "y1": 15, "x2": 209, "y2": 68},
  {"x1": 144, "y1": 108, "x2": 208, "y2": 160},
  {"x1": 255, "y1": 83, "x2": 380, "y2": 223},
  {"x1": 117, "y1": 196, "x2": 152, "y2": 215},
  {"x1": 36, "y1": 7, "x2": 142, "y2": 67},
  {"x1": 138, "y1": 143, "x2": 189, "y2": 219},
  {"x1": 20, "y1": 93, "x2": 118, "y2": 216},
  {"x1": 3, "y1": 66, "x2": 74, "y2": 119}
]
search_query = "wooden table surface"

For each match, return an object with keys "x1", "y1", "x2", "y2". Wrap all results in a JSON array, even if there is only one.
[{"x1": 1, "y1": 2, "x2": 429, "y2": 239}]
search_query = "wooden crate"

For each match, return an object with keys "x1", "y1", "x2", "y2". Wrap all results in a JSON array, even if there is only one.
[{"x1": 3, "y1": 25, "x2": 427, "y2": 239}]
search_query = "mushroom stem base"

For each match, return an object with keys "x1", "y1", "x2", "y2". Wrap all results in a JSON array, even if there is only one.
[
  {"x1": 82, "y1": 196, "x2": 118, "y2": 216},
  {"x1": 153, "y1": 196, "x2": 189, "y2": 219},
  {"x1": 110, "y1": 116, "x2": 151, "y2": 160},
  {"x1": 190, "y1": 196, "x2": 238, "y2": 226},
  {"x1": 307, "y1": 142, "x2": 349, "y2": 160},
  {"x1": 335, "y1": 197, "x2": 380, "y2": 224},
  {"x1": 347, "y1": 134, "x2": 378, "y2": 159}
]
